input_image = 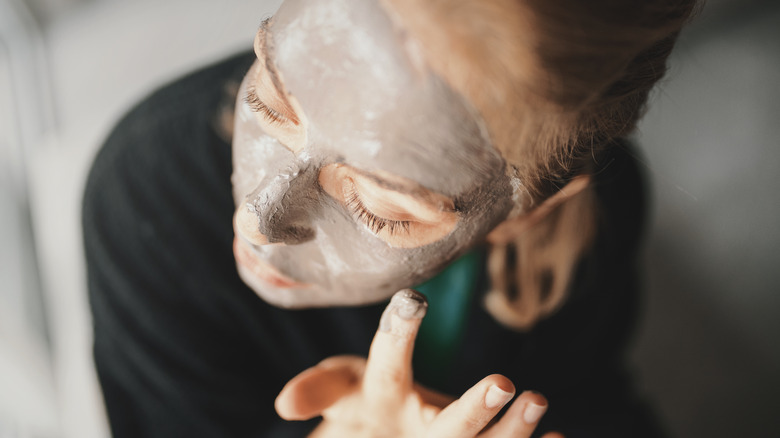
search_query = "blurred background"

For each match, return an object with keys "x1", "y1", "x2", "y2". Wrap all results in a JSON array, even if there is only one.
[{"x1": 0, "y1": 0, "x2": 777, "y2": 437}]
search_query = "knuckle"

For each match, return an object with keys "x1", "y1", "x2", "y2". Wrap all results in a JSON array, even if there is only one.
[
  {"x1": 460, "y1": 402, "x2": 492, "y2": 432},
  {"x1": 376, "y1": 363, "x2": 406, "y2": 386},
  {"x1": 462, "y1": 415, "x2": 484, "y2": 432}
]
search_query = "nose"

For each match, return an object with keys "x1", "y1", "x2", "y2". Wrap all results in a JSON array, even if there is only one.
[{"x1": 236, "y1": 161, "x2": 320, "y2": 246}]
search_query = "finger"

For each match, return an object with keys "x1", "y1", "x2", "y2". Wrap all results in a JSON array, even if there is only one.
[
  {"x1": 413, "y1": 382, "x2": 457, "y2": 409},
  {"x1": 480, "y1": 390, "x2": 548, "y2": 438},
  {"x1": 275, "y1": 356, "x2": 365, "y2": 421},
  {"x1": 362, "y1": 289, "x2": 427, "y2": 401},
  {"x1": 541, "y1": 433, "x2": 565, "y2": 438},
  {"x1": 426, "y1": 374, "x2": 515, "y2": 438}
]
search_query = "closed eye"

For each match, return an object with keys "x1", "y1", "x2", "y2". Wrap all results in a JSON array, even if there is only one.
[
  {"x1": 344, "y1": 184, "x2": 411, "y2": 236},
  {"x1": 318, "y1": 163, "x2": 459, "y2": 248},
  {"x1": 245, "y1": 85, "x2": 291, "y2": 126}
]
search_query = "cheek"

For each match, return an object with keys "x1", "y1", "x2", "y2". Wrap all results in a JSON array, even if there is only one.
[
  {"x1": 455, "y1": 177, "x2": 516, "y2": 244},
  {"x1": 319, "y1": 211, "x2": 477, "y2": 287}
]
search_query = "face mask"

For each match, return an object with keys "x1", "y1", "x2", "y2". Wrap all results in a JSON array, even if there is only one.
[{"x1": 232, "y1": 0, "x2": 514, "y2": 307}]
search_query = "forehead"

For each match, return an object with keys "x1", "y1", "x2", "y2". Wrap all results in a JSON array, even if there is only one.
[{"x1": 270, "y1": 0, "x2": 504, "y2": 196}]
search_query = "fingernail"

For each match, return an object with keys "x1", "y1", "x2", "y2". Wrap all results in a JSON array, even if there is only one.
[
  {"x1": 379, "y1": 289, "x2": 428, "y2": 332},
  {"x1": 485, "y1": 385, "x2": 514, "y2": 409},
  {"x1": 523, "y1": 401, "x2": 547, "y2": 424}
]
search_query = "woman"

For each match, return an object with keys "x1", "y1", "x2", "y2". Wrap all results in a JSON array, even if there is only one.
[{"x1": 83, "y1": 0, "x2": 698, "y2": 436}]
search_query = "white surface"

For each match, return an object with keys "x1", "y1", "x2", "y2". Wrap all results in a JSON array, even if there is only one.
[
  {"x1": 0, "y1": 316, "x2": 58, "y2": 438},
  {"x1": 632, "y1": 3, "x2": 780, "y2": 437},
  {"x1": 28, "y1": 1, "x2": 281, "y2": 437},
  {"x1": 1, "y1": 0, "x2": 58, "y2": 436}
]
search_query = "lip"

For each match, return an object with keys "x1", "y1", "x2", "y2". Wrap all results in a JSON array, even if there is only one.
[{"x1": 233, "y1": 237, "x2": 310, "y2": 289}]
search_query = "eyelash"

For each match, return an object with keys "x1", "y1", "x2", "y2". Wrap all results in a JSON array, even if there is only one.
[
  {"x1": 344, "y1": 187, "x2": 411, "y2": 236},
  {"x1": 244, "y1": 85, "x2": 290, "y2": 125}
]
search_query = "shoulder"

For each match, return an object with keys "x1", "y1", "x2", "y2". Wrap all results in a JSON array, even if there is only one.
[
  {"x1": 110, "y1": 51, "x2": 254, "y2": 136},
  {"x1": 84, "y1": 51, "x2": 253, "y2": 217},
  {"x1": 82, "y1": 52, "x2": 255, "y2": 302},
  {"x1": 88, "y1": 51, "x2": 253, "y2": 179}
]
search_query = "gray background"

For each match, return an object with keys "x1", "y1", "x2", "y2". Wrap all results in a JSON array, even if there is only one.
[
  {"x1": 1, "y1": 0, "x2": 777, "y2": 437},
  {"x1": 632, "y1": 1, "x2": 780, "y2": 436}
]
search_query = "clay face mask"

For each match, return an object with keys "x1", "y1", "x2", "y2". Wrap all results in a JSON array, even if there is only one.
[{"x1": 232, "y1": 0, "x2": 515, "y2": 307}]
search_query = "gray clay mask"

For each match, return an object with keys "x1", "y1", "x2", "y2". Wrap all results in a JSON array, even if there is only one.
[{"x1": 231, "y1": 0, "x2": 515, "y2": 308}]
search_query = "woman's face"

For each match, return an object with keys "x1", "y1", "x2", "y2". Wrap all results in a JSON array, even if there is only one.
[{"x1": 232, "y1": 0, "x2": 514, "y2": 308}]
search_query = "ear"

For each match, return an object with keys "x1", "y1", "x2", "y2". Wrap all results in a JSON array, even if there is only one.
[{"x1": 487, "y1": 174, "x2": 591, "y2": 245}]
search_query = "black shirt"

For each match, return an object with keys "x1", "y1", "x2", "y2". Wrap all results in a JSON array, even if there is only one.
[{"x1": 83, "y1": 52, "x2": 664, "y2": 437}]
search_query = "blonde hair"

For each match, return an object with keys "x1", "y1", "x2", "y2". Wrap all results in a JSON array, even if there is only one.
[{"x1": 388, "y1": 0, "x2": 699, "y2": 329}]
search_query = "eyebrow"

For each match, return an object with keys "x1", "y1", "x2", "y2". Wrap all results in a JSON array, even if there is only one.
[{"x1": 257, "y1": 18, "x2": 296, "y2": 113}]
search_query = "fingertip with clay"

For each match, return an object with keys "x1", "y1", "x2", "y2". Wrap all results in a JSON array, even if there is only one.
[
  {"x1": 363, "y1": 289, "x2": 428, "y2": 399},
  {"x1": 378, "y1": 289, "x2": 428, "y2": 333}
]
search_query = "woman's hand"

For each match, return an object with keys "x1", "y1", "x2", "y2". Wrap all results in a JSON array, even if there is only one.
[{"x1": 275, "y1": 289, "x2": 563, "y2": 437}]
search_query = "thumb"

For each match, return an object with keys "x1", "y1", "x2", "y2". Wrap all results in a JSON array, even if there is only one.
[{"x1": 275, "y1": 355, "x2": 365, "y2": 421}]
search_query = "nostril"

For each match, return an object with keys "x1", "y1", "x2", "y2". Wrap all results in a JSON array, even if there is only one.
[
  {"x1": 240, "y1": 200, "x2": 316, "y2": 245},
  {"x1": 278, "y1": 225, "x2": 315, "y2": 245},
  {"x1": 246, "y1": 160, "x2": 320, "y2": 245},
  {"x1": 235, "y1": 204, "x2": 270, "y2": 246}
]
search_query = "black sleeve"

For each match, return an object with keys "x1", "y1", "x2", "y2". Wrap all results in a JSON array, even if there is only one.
[{"x1": 82, "y1": 53, "x2": 318, "y2": 438}]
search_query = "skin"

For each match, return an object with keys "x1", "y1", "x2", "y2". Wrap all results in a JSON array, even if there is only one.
[
  {"x1": 230, "y1": 0, "x2": 587, "y2": 434},
  {"x1": 231, "y1": 0, "x2": 515, "y2": 308},
  {"x1": 276, "y1": 290, "x2": 564, "y2": 437}
]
